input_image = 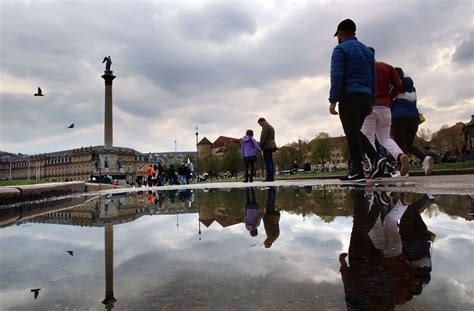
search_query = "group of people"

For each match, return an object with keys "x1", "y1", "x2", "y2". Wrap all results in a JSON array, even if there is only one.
[
  {"x1": 244, "y1": 187, "x2": 280, "y2": 248},
  {"x1": 329, "y1": 18, "x2": 434, "y2": 181},
  {"x1": 243, "y1": 19, "x2": 434, "y2": 184},
  {"x1": 340, "y1": 189, "x2": 434, "y2": 308},
  {"x1": 135, "y1": 162, "x2": 193, "y2": 187},
  {"x1": 241, "y1": 117, "x2": 278, "y2": 183}
]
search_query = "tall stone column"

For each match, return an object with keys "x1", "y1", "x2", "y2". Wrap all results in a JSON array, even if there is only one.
[
  {"x1": 102, "y1": 72, "x2": 116, "y2": 150},
  {"x1": 102, "y1": 223, "x2": 117, "y2": 310}
]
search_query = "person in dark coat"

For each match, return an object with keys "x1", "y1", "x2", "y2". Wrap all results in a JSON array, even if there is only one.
[
  {"x1": 263, "y1": 187, "x2": 280, "y2": 248},
  {"x1": 258, "y1": 118, "x2": 277, "y2": 181}
]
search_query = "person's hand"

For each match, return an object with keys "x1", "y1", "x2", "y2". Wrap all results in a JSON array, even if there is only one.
[
  {"x1": 339, "y1": 253, "x2": 348, "y2": 267},
  {"x1": 329, "y1": 103, "x2": 338, "y2": 115}
]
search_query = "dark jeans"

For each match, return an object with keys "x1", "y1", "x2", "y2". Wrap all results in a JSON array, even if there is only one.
[
  {"x1": 339, "y1": 93, "x2": 380, "y2": 172},
  {"x1": 244, "y1": 160, "x2": 255, "y2": 180},
  {"x1": 391, "y1": 117, "x2": 425, "y2": 160},
  {"x1": 263, "y1": 150, "x2": 275, "y2": 181}
]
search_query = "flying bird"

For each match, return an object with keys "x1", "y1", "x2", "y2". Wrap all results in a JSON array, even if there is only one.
[
  {"x1": 66, "y1": 251, "x2": 74, "y2": 256},
  {"x1": 34, "y1": 87, "x2": 44, "y2": 96},
  {"x1": 67, "y1": 123, "x2": 74, "y2": 129},
  {"x1": 31, "y1": 288, "x2": 41, "y2": 299}
]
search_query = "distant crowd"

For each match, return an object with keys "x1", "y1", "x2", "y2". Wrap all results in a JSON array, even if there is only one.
[{"x1": 134, "y1": 162, "x2": 194, "y2": 187}]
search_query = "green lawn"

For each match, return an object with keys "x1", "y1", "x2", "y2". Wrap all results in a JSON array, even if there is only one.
[
  {"x1": 0, "y1": 179, "x2": 53, "y2": 187},
  {"x1": 431, "y1": 161, "x2": 474, "y2": 170},
  {"x1": 200, "y1": 160, "x2": 474, "y2": 183}
]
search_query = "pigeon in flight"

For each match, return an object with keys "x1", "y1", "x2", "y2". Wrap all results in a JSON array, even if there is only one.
[
  {"x1": 67, "y1": 124, "x2": 74, "y2": 129},
  {"x1": 66, "y1": 251, "x2": 74, "y2": 256},
  {"x1": 31, "y1": 288, "x2": 41, "y2": 299},
  {"x1": 34, "y1": 87, "x2": 44, "y2": 96}
]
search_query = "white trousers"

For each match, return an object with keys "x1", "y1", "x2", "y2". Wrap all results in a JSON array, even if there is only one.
[
  {"x1": 369, "y1": 199, "x2": 408, "y2": 258},
  {"x1": 361, "y1": 106, "x2": 403, "y2": 158}
]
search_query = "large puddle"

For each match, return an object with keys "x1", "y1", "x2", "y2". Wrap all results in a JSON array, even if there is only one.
[{"x1": 0, "y1": 186, "x2": 473, "y2": 310}]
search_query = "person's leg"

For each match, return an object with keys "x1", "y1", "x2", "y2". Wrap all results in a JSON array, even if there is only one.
[
  {"x1": 391, "y1": 118, "x2": 409, "y2": 154},
  {"x1": 356, "y1": 98, "x2": 386, "y2": 178},
  {"x1": 406, "y1": 118, "x2": 426, "y2": 160},
  {"x1": 357, "y1": 98, "x2": 382, "y2": 163},
  {"x1": 249, "y1": 161, "x2": 255, "y2": 182},
  {"x1": 376, "y1": 107, "x2": 408, "y2": 176},
  {"x1": 361, "y1": 111, "x2": 377, "y2": 149},
  {"x1": 268, "y1": 152, "x2": 275, "y2": 180},
  {"x1": 382, "y1": 199, "x2": 408, "y2": 257},
  {"x1": 263, "y1": 150, "x2": 274, "y2": 181},
  {"x1": 244, "y1": 160, "x2": 250, "y2": 182},
  {"x1": 339, "y1": 94, "x2": 365, "y2": 173},
  {"x1": 376, "y1": 108, "x2": 403, "y2": 158}
]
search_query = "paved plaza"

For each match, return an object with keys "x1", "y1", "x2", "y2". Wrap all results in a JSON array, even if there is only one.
[{"x1": 99, "y1": 174, "x2": 474, "y2": 196}]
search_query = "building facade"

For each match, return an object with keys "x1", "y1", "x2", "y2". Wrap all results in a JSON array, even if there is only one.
[{"x1": 0, "y1": 146, "x2": 150, "y2": 182}]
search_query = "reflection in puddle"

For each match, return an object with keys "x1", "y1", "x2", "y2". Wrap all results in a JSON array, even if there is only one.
[{"x1": 0, "y1": 187, "x2": 472, "y2": 310}]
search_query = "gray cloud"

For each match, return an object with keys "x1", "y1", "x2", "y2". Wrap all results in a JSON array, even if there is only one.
[
  {"x1": 1, "y1": 0, "x2": 473, "y2": 153},
  {"x1": 453, "y1": 31, "x2": 474, "y2": 64}
]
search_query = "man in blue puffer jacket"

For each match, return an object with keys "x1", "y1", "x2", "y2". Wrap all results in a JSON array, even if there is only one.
[{"x1": 329, "y1": 19, "x2": 386, "y2": 182}]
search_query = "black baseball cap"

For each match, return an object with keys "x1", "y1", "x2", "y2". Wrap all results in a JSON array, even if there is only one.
[{"x1": 334, "y1": 19, "x2": 356, "y2": 36}]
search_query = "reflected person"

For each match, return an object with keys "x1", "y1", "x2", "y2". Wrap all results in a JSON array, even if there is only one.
[
  {"x1": 368, "y1": 192, "x2": 407, "y2": 259},
  {"x1": 244, "y1": 188, "x2": 263, "y2": 237},
  {"x1": 398, "y1": 193, "x2": 435, "y2": 301},
  {"x1": 339, "y1": 189, "x2": 394, "y2": 310},
  {"x1": 263, "y1": 187, "x2": 280, "y2": 248}
]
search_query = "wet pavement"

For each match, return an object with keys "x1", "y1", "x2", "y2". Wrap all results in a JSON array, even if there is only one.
[{"x1": 0, "y1": 183, "x2": 473, "y2": 310}]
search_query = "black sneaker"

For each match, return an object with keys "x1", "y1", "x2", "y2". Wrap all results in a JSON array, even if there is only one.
[
  {"x1": 340, "y1": 171, "x2": 366, "y2": 182},
  {"x1": 371, "y1": 157, "x2": 387, "y2": 179}
]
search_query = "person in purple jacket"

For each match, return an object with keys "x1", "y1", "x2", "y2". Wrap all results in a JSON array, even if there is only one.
[{"x1": 242, "y1": 129, "x2": 262, "y2": 182}]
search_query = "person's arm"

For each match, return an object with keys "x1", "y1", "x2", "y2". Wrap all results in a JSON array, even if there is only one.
[
  {"x1": 339, "y1": 253, "x2": 348, "y2": 269},
  {"x1": 252, "y1": 138, "x2": 262, "y2": 152},
  {"x1": 329, "y1": 46, "x2": 344, "y2": 104},
  {"x1": 369, "y1": 57, "x2": 376, "y2": 105},
  {"x1": 260, "y1": 127, "x2": 267, "y2": 148},
  {"x1": 389, "y1": 66, "x2": 403, "y2": 100}
]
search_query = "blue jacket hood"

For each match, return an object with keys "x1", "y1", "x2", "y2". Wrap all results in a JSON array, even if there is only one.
[{"x1": 403, "y1": 77, "x2": 415, "y2": 93}]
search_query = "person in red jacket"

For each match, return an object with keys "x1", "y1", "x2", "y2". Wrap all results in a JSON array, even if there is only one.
[{"x1": 361, "y1": 47, "x2": 409, "y2": 178}]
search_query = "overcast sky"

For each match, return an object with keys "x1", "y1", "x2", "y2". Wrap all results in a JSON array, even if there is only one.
[{"x1": 1, "y1": 0, "x2": 473, "y2": 154}]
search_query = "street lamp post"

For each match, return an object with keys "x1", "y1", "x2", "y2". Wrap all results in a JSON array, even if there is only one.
[{"x1": 195, "y1": 127, "x2": 199, "y2": 182}]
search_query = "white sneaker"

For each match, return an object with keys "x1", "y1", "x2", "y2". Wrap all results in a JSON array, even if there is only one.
[
  {"x1": 391, "y1": 171, "x2": 409, "y2": 178},
  {"x1": 422, "y1": 156, "x2": 434, "y2": 175}
]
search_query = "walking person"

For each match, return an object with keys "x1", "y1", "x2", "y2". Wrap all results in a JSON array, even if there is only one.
[
  {"x1": 242, "y1": 129, "x2": 262, "y2": 183},
  {"x1": 157, "y1": 161, "x2": 165, "y2": 186},
  {"x1": 258, "y1": 118, "x2": 277, "y2": 181},
  {"x1": 328, "y1": 19, "x2": 386, "y2": 182},
  {"x1": 167, "y1": 164, "x2": 177, "y2": 185},
  {"x1": 136, "y1": 165, "x2": 145, "y2": 187},
  {"x1": 361, "y1": 48, "x2": 410, "y2": 178},
  {"x1": 147, "y1": 164, "x2": 153, "y2": 187},
  {"x1": 391, "y1": 68, "x2": 433, "y2": 176},
  {"x1": 152, "y1": 164, "x2": 158, "y2": 186}
]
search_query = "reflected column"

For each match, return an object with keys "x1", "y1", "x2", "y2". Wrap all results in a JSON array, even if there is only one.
[{"x1": 102, "y1": 223, "x2": 117, "y2": 310}]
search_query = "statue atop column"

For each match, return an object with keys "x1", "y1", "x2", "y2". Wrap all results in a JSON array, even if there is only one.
[{"x1": 102, "y1": 56, "x2": 112, "y2": 73}]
